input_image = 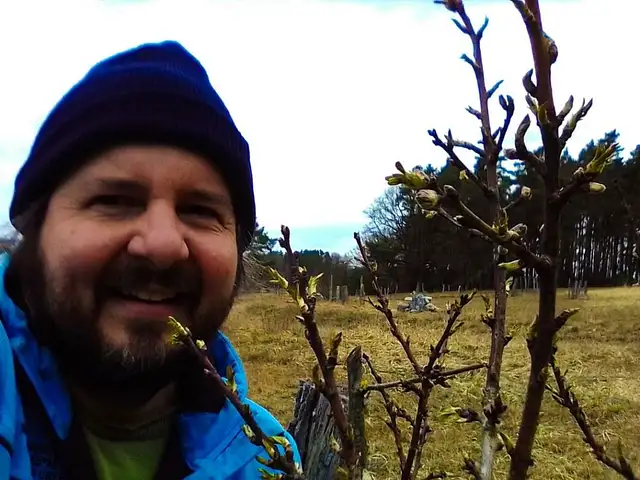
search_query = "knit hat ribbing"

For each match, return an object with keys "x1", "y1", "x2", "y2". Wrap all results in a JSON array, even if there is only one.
[{"x1": 10, "y1": 40, "x2": 256, "y2": 249}]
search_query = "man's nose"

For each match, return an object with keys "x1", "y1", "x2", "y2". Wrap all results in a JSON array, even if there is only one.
[{"x1": 127, "y1": 202, "x2": 189, "y2": 269}]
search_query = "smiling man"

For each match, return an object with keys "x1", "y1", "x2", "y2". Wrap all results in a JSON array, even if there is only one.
[{"x1": 0, "y1": 41, "x2": 301, "y2": 479}]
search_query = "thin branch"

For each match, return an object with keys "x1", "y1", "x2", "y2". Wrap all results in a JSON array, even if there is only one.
[
  {"x1": 453, "y1": 138, "x2": 487, "y2": 158},
  {"x1": 508, "y1": 2, "x2": 565, "y2": 477},
  {"x1": 547, "y1": 353, "x2": 638, "y2": 480},
  {"x1": 356, "y1": 230, "x2": 479, "y2": 480},
  {"x1": 553, "y1": 143, "x2": 619, "y2": 208},
  {"x1": 362, "y1": 352, "x2": 407, "y2": 471},
  {"x1": 354, "y1": 232, "x2": 422, "y2": 375},
  {"x1": 402, "y1": 290, "x2": 476, "y2": 480},
  {"x1": 278, "y1": 226, "x2": 357, "y2": 473},
  {"x1": 424, "y1": 294, "x2": 476, "y2": 374},
  {"x1": 362, "y1": 363, "x2": 487, "y2": 393},
  {"x1": 559, "y1": 98, "x2": 593, "y2": 151},
  {"x1": 428, "y1": 128, "x2": 494, "y2": 200},
  {"x1": 168, "y1": 318, "x2": 304, "y2": 479},
  {"x1": 431, "y1": 8, "x2": 517, "y2": 477},
  {"x1": 504, "y1": 115, "x2": 547, "y2": 178},
  {"x1": 442, "y1": 185, "x2": 548, "y2": 270}
]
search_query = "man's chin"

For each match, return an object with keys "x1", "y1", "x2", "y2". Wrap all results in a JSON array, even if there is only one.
[{"x1": 55, "y1": 333, "x2": 187, "y2": 391}]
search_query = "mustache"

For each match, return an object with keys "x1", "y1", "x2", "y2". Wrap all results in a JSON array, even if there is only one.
[{"x1": 100, "y1": 256, "x2": 202, "y2": 296}]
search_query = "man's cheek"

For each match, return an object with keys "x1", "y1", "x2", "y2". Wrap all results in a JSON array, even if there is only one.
[{"x1": 204, "y1": 256, "x2": 238, "y2": 289}]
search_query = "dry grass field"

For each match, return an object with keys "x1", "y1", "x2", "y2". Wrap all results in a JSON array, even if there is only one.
[{"x1": 222, "y1": 288, "x2": 640, "y2": 479}]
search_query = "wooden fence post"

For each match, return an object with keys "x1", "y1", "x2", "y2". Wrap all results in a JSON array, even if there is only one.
[
  {"x1": 347, "y1": 347, "x2": 366, "y2": 479},
  {"x1": 287, "y1": 346, "x2": 367, "y2": 479},
  {"x1": 286, "y1": 382, "x2": 343, "y2": 478},
  {"x1": 340, "y1": 285, "x2": 349, "y2": 305},
  {"x1": 329, "y1": 274, "x2": 334, "y2": 301}
]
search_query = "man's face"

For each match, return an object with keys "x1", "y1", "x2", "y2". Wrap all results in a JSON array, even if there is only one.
[{"x1": 35, "y1": 145, "x2": 239, "y2": 382}]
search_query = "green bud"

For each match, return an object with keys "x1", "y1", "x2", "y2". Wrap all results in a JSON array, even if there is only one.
[
  {"x1": 385, "y1": 174, "x2": 403, "y2": 186},
  {"x1": 415, "y1": 189, "x2": 441, "y2": 210},
  {"x1": 439, "y1": 406, "x2": 463, "y2": 418},
  {"x1": 585, "y1": 143, "x2": 618, "y2": 174},
  {"x1": 267, "y1": 267, "x2": 289, "y2": 290},
  {"x1": 307, "y1": 273, "x2": 324, "y2": 296},
  {"x1": 497, "y1": 259, "x2": 523, "y2": 273},
  {"x1": 167, "y1": 316, "x2": 191, "y2": 345},
  {"x1": 587, "y1": 182, "x2": 606, "y2": 194},
  {"x1": 242, "y1": 424, "x2": 257, "y2": 442},
  {"x1": 385, "y1": 163, "x2": 430, "y2": 189},
  {"x1": 329, "y1": 436, "x2": 342, "y2": 453}
]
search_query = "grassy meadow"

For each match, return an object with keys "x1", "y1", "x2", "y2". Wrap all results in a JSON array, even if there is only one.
[{"x1": 222, "y1": 288, "x2": 640, "y2": 479}]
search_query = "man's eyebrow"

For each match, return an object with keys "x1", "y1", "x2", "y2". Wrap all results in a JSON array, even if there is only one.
[
  {"x1": 183, "y1": 189, "x2": 233, "y2": 208},
  {"x1": 84, "y1": 178, "x2": 233, "y2": 208},
  {"x1": 88, "y1": 177, "x2": 147, "y2": 194}
]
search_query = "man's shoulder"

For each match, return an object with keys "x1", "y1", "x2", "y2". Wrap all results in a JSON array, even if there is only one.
[
  {"x1": 179, "y1": 396, "x2": 302, "y2": 479},
  {"x1": 0, "y1": 316, "x2": 20, "y2": 475},
  {"x1": 244, "y1": 398, "x2": 290, "y2": 437}
]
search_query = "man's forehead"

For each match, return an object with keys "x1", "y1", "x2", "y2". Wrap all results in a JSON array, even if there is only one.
[{"x1": 68, "y1": 145, "x2": 232, "y2": 199}]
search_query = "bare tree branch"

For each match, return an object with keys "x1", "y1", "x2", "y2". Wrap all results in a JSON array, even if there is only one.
[{"x1": 547, "y1": 353, "x2": 639, "y2": 480}]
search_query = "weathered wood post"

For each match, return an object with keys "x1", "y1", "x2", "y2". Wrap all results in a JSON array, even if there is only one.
[
  {"x1": 347, "y1": 346, "x2": 366, "y2": 479},
  {"x1": 286, "y1": 382, "x2": 342, "y2": 478},
  {"x1": 287, "y1": 346, "x2": 367, "y2": 480},
  {"x1": 336, "y1": 285, "x2": 341, "y2": 303},
  {"x1": 329, "y1": 274, "x2": 334, "y2": 302},
  {"x1": 340, "y1": 285, "x2": 349, "y2": 305}
]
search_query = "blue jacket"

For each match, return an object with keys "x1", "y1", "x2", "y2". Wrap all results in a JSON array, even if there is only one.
[{"x1": 0, "y1": 254, "x2": 302, "y2": 479}]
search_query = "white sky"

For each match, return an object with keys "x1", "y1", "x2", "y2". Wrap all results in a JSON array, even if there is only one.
[{"x1": 0, "y1": 0, "x2": 636, "y2": 252}]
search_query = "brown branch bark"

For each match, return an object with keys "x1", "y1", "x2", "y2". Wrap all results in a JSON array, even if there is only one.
[
  {"x1": 170, "y1": 319, "x2": 304, "y2": 478},
  {"x1": 547, "y1": 354, "x2": 639, "y2": 480},
  {"x1": 508, "y1": 1, "x2": 562, "y2": 478},
  {"x1": 355, "y1": 232, "x2": 477, "y2": 480},
  {"x1": 442, "y1": 186, "x2": 547, "y2": 270},
  {"x1": 361, "y1": 363, "x2": 487, "y2": 393},
  {"x1": 432, "y1": 4, "x2": 519, "y2": 476},
  {"x1": 354, "y1": 233, "x2": 422, "y2": 375},
  {"x1": 278, "y1": 226, "x2": 358, "y2": 476},
  {"x1": 362, "y1": 353, "x2": 407, "y2": 471},
  {"x1": 428, "y1": 128, "x2": 494, "y2": 200}
]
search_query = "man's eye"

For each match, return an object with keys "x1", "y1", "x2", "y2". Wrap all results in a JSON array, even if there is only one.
[
  {"x1": 88, "y1": 195, "x2": 142, "y2": 209},
  {"x1": 179, "y1": 205, "x2": 220, "y2": 219}
]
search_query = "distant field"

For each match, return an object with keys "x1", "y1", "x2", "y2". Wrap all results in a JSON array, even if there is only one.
[{"x1": 222, "y1": 288, "x2": 640, "y2": 479}]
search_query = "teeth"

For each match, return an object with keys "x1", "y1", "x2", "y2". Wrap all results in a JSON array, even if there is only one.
[{"x1": 121, "y1": 287, "x2": 177, "y2": 302}]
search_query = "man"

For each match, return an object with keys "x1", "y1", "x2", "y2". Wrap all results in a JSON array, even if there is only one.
[{"x1": 0, "y1": 40, "x2": 301, "y2": 479}]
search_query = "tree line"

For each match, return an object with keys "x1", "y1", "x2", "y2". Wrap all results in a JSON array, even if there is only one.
[{"x1": 251, "y1": 130, "x2": 640, "y2": 294}]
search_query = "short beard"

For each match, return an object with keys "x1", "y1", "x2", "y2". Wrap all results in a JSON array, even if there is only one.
[{"x1": 5, "y1": 230, "x2": 239, "y2": 397}]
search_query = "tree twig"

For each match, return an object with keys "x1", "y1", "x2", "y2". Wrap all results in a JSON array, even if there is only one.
[
  {"x1": 167, "y1": 317, "x2": 304, "y2": 479},
  {"x1": 276, "y1": 226, "x2": 358, "y2": 475},
  {"x1": 355, "y1": 231, "x2": 478, "y2": 480},
  {"x1": 362, "y1": 352, "x2": 407, "y2": 471},
  {"x1": 547, "y1": 352, "x2": 638, "y2": 480},
  {"x1": 361, "y1": 363, "x2": 487, "y2": 393},
  {"x1": 354, "y1": 232, "x2": 422, "y2": 375}
]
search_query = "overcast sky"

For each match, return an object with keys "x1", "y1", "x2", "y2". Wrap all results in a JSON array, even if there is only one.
[{"x1": 0, "y1": 0, "x2": 636, "y2": 254}]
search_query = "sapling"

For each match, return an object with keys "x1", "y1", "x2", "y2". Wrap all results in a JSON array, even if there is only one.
[{"x1": 166, "y1": 316, "x2": 305, "y2": 480}]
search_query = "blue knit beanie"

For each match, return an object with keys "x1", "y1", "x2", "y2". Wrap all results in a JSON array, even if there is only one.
[{"x1": 10, "y1": 40, "x2": 256, "y2": 250}]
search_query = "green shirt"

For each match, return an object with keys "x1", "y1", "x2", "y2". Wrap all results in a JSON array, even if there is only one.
[{"x1": 84, "y1": 427, "x2": 170, "y2": 480}]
